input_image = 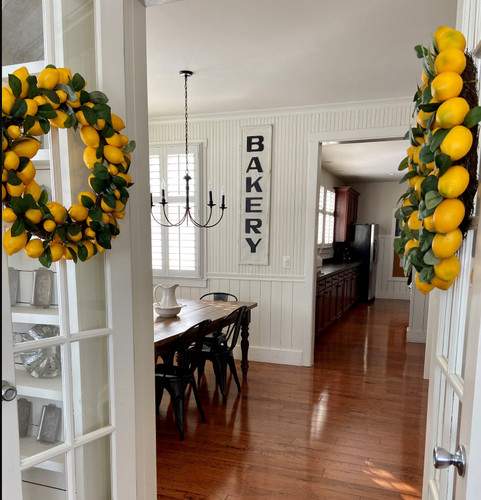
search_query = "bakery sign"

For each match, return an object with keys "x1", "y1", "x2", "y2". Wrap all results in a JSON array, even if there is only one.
[{"x1": 240, "y1": 125, "x2": 272, "y2": 265}]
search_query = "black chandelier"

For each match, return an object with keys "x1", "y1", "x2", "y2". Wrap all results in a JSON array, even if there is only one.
[{"x1": 150, "y1": 70, "x2": 226, "y2": 228}]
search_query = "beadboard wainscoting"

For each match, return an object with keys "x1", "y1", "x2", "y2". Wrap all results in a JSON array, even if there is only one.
[
  {"x1": 375, "y1": 235, "x2": 410, "y2": 300},
  {"x1": 149, "y1": 97, "x2": 413, "y2": 366}
]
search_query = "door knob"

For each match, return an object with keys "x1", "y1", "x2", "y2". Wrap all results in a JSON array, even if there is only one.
[
  {"x1": 2, "y1": 380, "x2": 17, "y2": 402},
  {"x1": 433, "y1": 445, "x2": 466, "y2": 477}
]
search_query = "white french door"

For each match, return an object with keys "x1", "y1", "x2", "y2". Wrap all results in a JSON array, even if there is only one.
[
  {"x1": 422, "y1": 2, "x2": 481, "y2": 498},
  {"x1": 2, "y1": 0, "x2": 139, "y2": 498}
]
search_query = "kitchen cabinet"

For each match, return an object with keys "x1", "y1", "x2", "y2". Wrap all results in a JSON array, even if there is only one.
[
  {"x1": 334, "y1": 186, "x2": 360, "y2": 242},
  {"x1": 315, "y1": 263, "x2": 361, "y2": 339}
]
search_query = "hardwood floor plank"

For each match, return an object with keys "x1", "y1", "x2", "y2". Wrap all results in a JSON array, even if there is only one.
[{"x1": 156, "y1": 299, "x2": 428, "y2": 498}]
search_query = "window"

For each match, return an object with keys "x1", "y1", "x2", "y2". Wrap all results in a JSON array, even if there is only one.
[
  {"x1": 149, "y1": 144, "x2": 202, "y2": 278},
  {"x1": 318, "y1": 186, "x2": 335, "y2": 247}
]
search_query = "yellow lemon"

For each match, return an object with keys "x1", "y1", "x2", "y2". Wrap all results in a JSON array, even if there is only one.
[
  {"x1": 68, "y1": 203, "x2": 89, "y2": 222},
  {"x1": 79, "y1": 126, "x2": 100, "y2": 148},
  {"x1": 3, "y1": 229, "x2": 28, "y2": 255},
  {"x1": 6, "y1": 182, "x2": 25, "y2": 197},
  {"x1": 43, "y1": 219, "x2": 57, "y2": 232},
  {"x1": 55, "y1": 90, "x2": 68, "y2": 104},
  {"x1": 108, "y1": 164, "x2": 119, "y2": 175},
  {"x1": 106, "y1": 132, "x2": 123, "y2": 148},
  {"x1": 12, "y1": 138, "x2": 42, "y2": 159},
  {"x1": 66, "y1": 91, "x2": 81, "y2": 108},
  {"x1": 49, "y1": 110, "x2": 69, "y2": 128},
  {"x1": 119, "y1": 134, "x2": 129, "y2": 147},
  {"x1": 434, "y1": 26, "x2": 452, "y2": 47},
  {"x1": 24, "y1": 180, "x2": 42, "y2": 202},
  {"x1": 438, "y1": 165, "x2": 469, "y2": 198},
  {"x1": 46, "y1": 201, "x2": 67, "y2": 224},
  {"x1": 432, "y1": 275, "x2": 455, "y2": 290},
  {"x1": 432, "y1": 228, "x2": 463, "y2": 259},
  {"x1": 33, "y1": 95, "x2": 47, "y2": 106},
  {"x1": 417, "y1": 109, "x2": 433, "y2": 128},
  {"x1": 25, "y1": 120, "x2": 46, "y2": 136},
  {"x1": 433, "y1": 198, "x2": 465, "y2": 233},
  {"x1": 408, "y1": 174, "x2": 422, "y2": 188},
  {"x1": 440, "y1": 125, "x2": 473, "y2": 161},
  {"x1": 103, "y1": 145, "x2": 124, "y2": 164},
  {"x1": 7, "y1": 125, "x2": 21, "y2": 140},
  {"x1": 57, "y1": 67, "x2": 72, "y2": 85},
  {"x1": 84, "y1": 227, "x2": 96, "y2": 239},
  {"x1": 414, "y1": 176, "x2": 425, "y2": 200},
  {"x1": 64, "y1": 242, "x2": 78, "y2": 260},
  {"x1": 116, "y1": 172, "x2": 132, "y2": 185},
  {"x1": 437, "y1": 29, "x2": 466, "y2": 52},
  {"x1": 25, "y1": 238, "x2": 45, "y2": 258},
  {"x1": 423, "y1": 214, "x2": 435, "y2": 231},
  {"x1": 434, "y1": 255, "x2": 460, "y2": 282},
  {"x1": 111, "y1": 113, "x2": 126, "y2": 131},
  {"x1": 80, "y1": 240, "x2": 95, "y2": 260},
  {"x1": 2, "y1": 207, "x2": 17, "y2": 223},
  {"x1": 431, "y1": 72, "x2": 463, "y2": 102},
  {"x1": 49, "y1": 242, "x2": 65, "y2": 262},
  {"x1": 9, "y1": 66, "x2": 30, "y2": 98},
  {"x1": 22, "y1": 99, "x2": 38, "y2": 118},
  {"x1": 25, "y1": 208, "x2": 43, "y2": 224},
  {"x1": 37, "y1": 67, "x2": 59, "y2": 90},
  {"x1": 408, "y1": 210, "x2": 422, "y2": 230},
  {"x1": 17, "y1": 160, "x2": 36, "y2": 184},
  {"x1": 67, "y1": 230, "x2": 83, "y2": 242},
  {"x1": 403, "y1": 197, "x2": 413, "y2": 207},
  {"x1": 2, "y1": 185, "x2": 5, "y2": 200},
  {"x1": 4, "y1": 150, "x2": 20, "y2": 170},
  {"x1": 2, "y1": 136, "x2": 8, "y2": 151},
  {"x1": 112, "y1": 210, "x2": 126, "y2": 219},
  {"x1": 2, "y1": 88, "x2": 16, "y2": 114},
  {"x1": 435, "y1": 97, "x2": 470, "y2": 129},
  {"x1": 415, "y1": 272, "x2": 435, "y2": 295},
  {"x1": 83, "y1": 146, "x2": 103, "y2": 170},
  {"x1": 100, "y1": 198, "x2": 115, "y2": 212},
  {"x1": 435, "y1": 48, "x2": 466, "y2": 75},
  {"x1": 404, "y1": 239, "x2": 419, "y2": 254}
]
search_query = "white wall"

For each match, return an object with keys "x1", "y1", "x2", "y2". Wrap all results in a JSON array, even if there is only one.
[
  {"x1": 149, "y1": 97, "x2": 413, "y2": 365},
  {"x1": 350, "y1": 181, "x2": 410, "y2": 299}
]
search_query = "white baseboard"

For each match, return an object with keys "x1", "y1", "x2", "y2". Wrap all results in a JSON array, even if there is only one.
[
  {"x1": 233, "y1": 345, "x2": 304, "y2": 366},
  {"x1": 376, "y1": 292, "x2": 410, "y2": 300},
  {"x1": 406, "y1": 327, "x2": 426, "y2": 343}
]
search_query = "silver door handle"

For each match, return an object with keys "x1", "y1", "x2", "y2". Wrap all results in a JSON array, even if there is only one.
[
  {"x1": 2, "y1": 380, "x2": 17, "y2": 402},
  {"x1": 433, "y1": 445, "x2": 466, "y2": 477}
]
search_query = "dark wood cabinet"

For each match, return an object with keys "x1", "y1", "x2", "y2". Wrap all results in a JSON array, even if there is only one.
[
  {"x1": 334, "y1": 186, "x2": 360, "y2": 242},
  {"x1": 315, "y1": 264, "x2": 361, "y2": 340}
]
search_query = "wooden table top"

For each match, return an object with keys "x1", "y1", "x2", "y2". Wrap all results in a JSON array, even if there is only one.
[{"x1": 153, "y1": 299, "x2": 258, "y2": 348}]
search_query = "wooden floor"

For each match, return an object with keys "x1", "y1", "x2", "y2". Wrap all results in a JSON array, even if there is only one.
[{"x1": 156, "y1": 299, "x2": 429, "y2": 499}]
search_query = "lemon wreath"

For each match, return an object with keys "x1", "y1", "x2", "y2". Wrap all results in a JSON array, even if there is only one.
[
  {"x1": 2, "y1": 64, "x2": 135, "y2": 268},
  {"x1": 394, "y1": 26, "x2": 480, "y2": 295}
]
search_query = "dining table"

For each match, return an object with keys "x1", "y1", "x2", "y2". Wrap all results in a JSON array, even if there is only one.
[{"x1": 153, "y1": 299, "x2": 258, "y2": 377}]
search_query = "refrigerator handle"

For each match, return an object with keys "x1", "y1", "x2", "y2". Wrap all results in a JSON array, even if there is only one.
[{"x1": 373, "y1": 239, "x2": 378, "y2": 264}]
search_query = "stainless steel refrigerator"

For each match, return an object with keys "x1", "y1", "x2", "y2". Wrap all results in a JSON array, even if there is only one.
[{"x1": 347, "y1": 223, "x2": 379, "y2": 301}]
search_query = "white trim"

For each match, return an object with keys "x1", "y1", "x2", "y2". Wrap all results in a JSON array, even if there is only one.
[
  {"x1": 233, "y1": 345, "x2": 303, "y2": 366},
  {"x1": 153, "y1": 276, "x2": 207, "y2": 288},
  {"x1": 149, "y1": 96, "x2": 413, "y2": 123},
  {"x1": 406, "y1": 327, "x2": 427, "y2": 343},
  {"x1": 206, "y1": 273, "x2": 305, "y2": 282}
]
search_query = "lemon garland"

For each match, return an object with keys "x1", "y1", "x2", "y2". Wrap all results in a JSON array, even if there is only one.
[
  {"x1": 394, "y1": 26, "x2": 481, "y2": 295},
  {"x1": 2, "y1": 64, "x2": 135, "y2": 268}
]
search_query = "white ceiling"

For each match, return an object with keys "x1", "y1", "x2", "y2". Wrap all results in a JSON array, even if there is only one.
[{"x1": 144, "y1": 0, "x2": 457, "y2": 181}]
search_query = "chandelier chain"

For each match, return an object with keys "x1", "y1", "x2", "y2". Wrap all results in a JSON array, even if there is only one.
[{"x1": 184, "y1": 72, "x2": 189, "y2": 175}]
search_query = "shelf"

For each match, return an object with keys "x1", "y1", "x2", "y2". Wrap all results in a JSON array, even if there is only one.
[
  {"x1": 20, "y1": 436, "x2": 65, "y2": 473},
  {"x1": 16, "y1": 368, "x2": 63, "y2": 401},
  {"x1": 12, "y1": 306, "x2": 59, "y2": 325}
]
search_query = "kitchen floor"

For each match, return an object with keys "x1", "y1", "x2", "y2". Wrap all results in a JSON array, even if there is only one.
[{"x1": 155, "y1": 299, "x2": 428, "y2": 499}]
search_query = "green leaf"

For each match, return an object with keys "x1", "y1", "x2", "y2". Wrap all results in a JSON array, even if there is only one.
[
  {"x1": 398, "y1": 156, "x2": 409, "y2": 171},
  {"x1": 80, "y1": 105, "x2": 97, "y2": 125},
  {"x1": 40, "y1": 89, "x2": 60, "y2": 104},
  {"x1": 414, "y1": 45, "x2": 428, "y2": 58},
  {"x1": 39, "y1": 247, "x2": 53, "y2": 268},
  {"x1": 93, "y1": 163, "x2": 110, "y2": 180},
  {"x1": 93, "y1": 103, "x2": 112, "y2": 120},
  {"x1": 419, "y1": 102, "x2": 440, "y2": 113},
  {"x1": 430, "y1": 128, "x2": 450, "y2": 153},
  {"x1": 424, "y1": 249, "x2": 441, "y2": 265},
  {"x1": 10, "y1": 197, "x2": 24, "y2": 215},
  {"x1": 89, "y1": 91, "x2": 109, "y2": 104},
  {"x1": 39, "y1": 189, "x2": 49, "y2": 205},
  {"x1": 11, "y1": 218, "x2": 25, "y2": 237},
  {"x1": 463, "y1": 106, "x2": 481, "y2": 129},
  {"x1": 22, "y1": 194, "x2": 38, "y2": 209},
  {"x1": 101, "y1": 122, "x2": 115, "y2": 138},
  {"x1": 17, "y1": 157, "x2": 30, "y2": 172},
  {"x1": 419, "y1": 199, "x2": 435, "y2": 218},
  {"x1": 79, "y1": 90, "x2": 90, "y2": 105},
  {"x1": 421, "y1": 84, "x2": 433, "y2": 105},
  {"x1": 400, "y1": 170, "x2": 418, "y2": 184},
  {"x1": 63, "y1": 111, "x2": 77, "y2": 129},
  {"x1": 26, "y1": 75, "x2": 39, "y2": 99},
  {"x1": 77, "y1": 243, "x2": 88, "y2": 262},
  {"x1": 96, "y1": 227, "x2": 112, "y2": 249},
  {"x1": 55, "y1": 226, "x2": 67, "y2": 243},
  {"x1": 37, "y1": 103, "x2": 58, "y2": 119},
  {"x1": 403, "y1": 250, "x2": 413, "y2": 276},
  {"x1": 23, "y1": 115, "x2": 36, "y2": 134},
  {"x1": 8, "y1": 74, "x2": 22, "y2": 98},
  {"x1": 123, "y1": 140, "x2": 136, "y2": 154},
  {"x1": 66, "y1": 225, "x2": 82, "y2": 237},
  {"x1": 89, "y1": 206, "x2": 103, "y2": 221},
  {"x1": 434, "y1": 153, "x2": 452, "y2": 176},
  {"x1": 419, "y1": 265, "x2": 435, "y2": 284},
  {"x1": 66, "y1": 246, "x2": 78, "y2": 263},
  {"x1": 102, "y1": 193, "x2": 116, "y2": 209},
  {"x1": 56, "y1": 83, "x2": 77, "y2": 101},
  {"x1": 80, "y1": 195, "x2": 95, "y2": 208},
  {"x1": 421, "y1": 175, "x2": 438, "y2": 197},
  {"x1": 411, "y1": 249, "x2": 426, "y2": 271},
  {"x1": 419, "y1": 228, "x2": 435, "y2": 252},
  {"x1": 425, "y1": 190, "x2": 443, "y2": 209},
  {"x1": 39, "y1": 118, "x2": 51, "y2": 134},
  {"x1": 10, "y1": 100, "x2": 27, "y2": 119},
  {"x1": 419, "y1": 145, "x2": 435, "y2": 164},
  {"x1": 394, "y1": 237, "x2": 406, "y2": 258},
  {"x1": 72, "y1": 73, "x2": 86, "y2": 92},
  {"x1": 7, "y1": 170, "x2": 22, "y2": 186}
]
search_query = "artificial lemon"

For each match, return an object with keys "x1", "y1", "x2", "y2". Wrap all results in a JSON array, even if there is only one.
[
  {"x1": 111, "y1": 114, "x2": 126, "y2": 132},
  {"x1": 432, "y1": 228, "x2": 463, "y2": 259},
  {"x1": 440, "y1": 125, "x2": 473, "y2": 161},
  {"x1": 404, "y1": 239, "x2": 419, "y2": 254},
  {"x1": 4, "y1": 150, "x2": 20, "y2": 170},
  {"x1": 2, "y1": 207, "x2": 17, "y2": 223},
  {"x1": 3, "y1": 229, "x2": 28, "y2": 255},
  {"x1": 431, "y1": 72, "x2": 463, "y2": 102},
  {"x1": 83, "y1": 147, "x2": 102, "y2": 170},
  {"x1": 46, "y1": 201, "x2": 67, "y2": 224},
  {"x1": 434, "y1": 26, "x2": 452, "y2": 47},
  {"x1": 438, "y1": 165, "x2": 469, "y2": 198},
  {"x1": 25, "y1": 238, "x2": 45, "y2": 258},
  {"x1": 49, "y1": 110, "x2": 69, "y2": 128},
  {"x1": 437, "y1": 28, "x2": 466, "y2": 52},
  {"x1": 433, "y1": 199, "x2": 465, "y2": 234},
  {"x1": 103, "y1": 145, "x2": 124, "y2": 164},
  {"x1": 37, "y1": 67, "x2": 59, "y2": 90},
  {"x1": 12, "y1": 138, "x2": 42, "y2": 159},
  {"x1": 431, "y1": 275, "x2": 455, "y2": 290},
  {"x1": 7, "y1": 125, "x2": 21, "y2": 140},
  {"x1": 423, "y1": 214, "x2": 435, "y2": 231},
  {"x1": 6, "y1": 182, "x2": 24, "y2": 197},
  {"x1": 8, "y1": 66, "x2": 29, "y2": 98},
  {"x1": 64, "y1": 242, "x2": 78, "y2": 260},
  {"x1": 78, "y1": 191, "x2": 97, "y2": 206},
  {"x1": 415, "y1": 272, "x2": 435, "y2": 295},
  {"x1": 435, "y1": 97, "x2": 470, "y2": 129},
  {"x1": 434, "y1": 255, "x2": 460, "y2": 282},
  {"x1": 2, "y1": 88, "x2": 16, "y2": 114},
  {"x1": 79, "y1": 126, "x2": 100, "y2": 148},
  {"x1": 408, "y1": 210, "x2": 422, "y2": 230},
  {"x1": 435, "y1": 48, "x2": 466, "y2": 75},
  {"x1": 25, "y1": 208, "x2": 43, "y2": 224},
  {"x1": 49, "y1": 242, "x2": 65, "y2": 262},
  {"x1": 57, "y1": 67, "x2": 72, "y2": 85},
  {"x1": 17, "y1": 161, "x2": 36, "y2": 184},
  {"x1": 43, "y1": 219, "x2": 57, "y2": 232},
  {"x1": 68, "y1": 203, "x2": 89, "y2": 222},
  {"x1": 24, "y1": 180, "x2": 42, "y2": 202}
]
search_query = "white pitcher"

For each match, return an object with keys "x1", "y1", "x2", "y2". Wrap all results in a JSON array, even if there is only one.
[{"x1": 154, "y1": 283, "x2": 180, "y2": 309}]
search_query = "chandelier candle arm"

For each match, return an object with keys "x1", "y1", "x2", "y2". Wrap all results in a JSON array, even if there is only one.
[{"x1": 150, "y1": 70, "x2": 226, "y2": 228}]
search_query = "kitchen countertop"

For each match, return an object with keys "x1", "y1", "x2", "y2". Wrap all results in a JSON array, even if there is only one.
[{"x1": 317, "y1": 261, "x2": 361, "y2": 278}]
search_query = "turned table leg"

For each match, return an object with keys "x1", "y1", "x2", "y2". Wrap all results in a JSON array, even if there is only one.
[{"x1": 240, "y1": 310, "x2": 251, "y2": 378}]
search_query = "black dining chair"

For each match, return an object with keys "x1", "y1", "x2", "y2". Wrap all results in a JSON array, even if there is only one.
[
  {"x1": 200, "y1": 292, "x2": 238, "y2": 301},
  {"x1": 196, "y1": 306, "x2": 247, "y2": 403},
  {"x1": 155, "y1": 319, "x2": 211, "y2": 441}
]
